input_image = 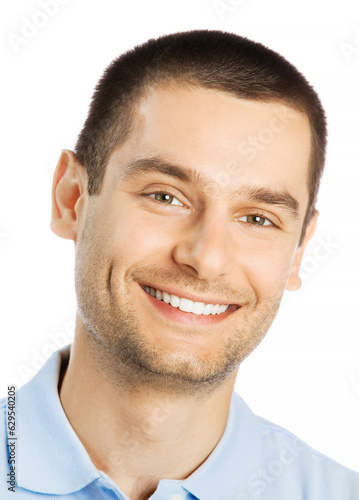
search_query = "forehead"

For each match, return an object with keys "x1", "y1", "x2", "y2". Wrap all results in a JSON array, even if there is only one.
[{"x1": 107, "y1": 84, "x2": 312, "y2": 205}]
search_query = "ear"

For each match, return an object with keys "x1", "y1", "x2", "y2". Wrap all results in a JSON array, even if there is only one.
[
  {"x1": 286, "y1": 210, "x2": 319, "y2": 291},
  {"x1": 50, "y1": 150, "x2": 87, "y2": 241}
]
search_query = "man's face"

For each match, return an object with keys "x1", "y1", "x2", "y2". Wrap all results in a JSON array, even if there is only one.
[{"x1": 74, "y1": 84, "x2": 312, "y2": 393}]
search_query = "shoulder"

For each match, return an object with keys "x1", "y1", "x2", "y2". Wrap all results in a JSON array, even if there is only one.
[
  {"x1": 257, "y1": 413, "x2": 351, "y2": 465},
  {"x1": 252, "y1": 410, "x2": 359, "y2": 498},
  {"x1": 229, "y1": 393, "x2": 359, "y2": 499}
]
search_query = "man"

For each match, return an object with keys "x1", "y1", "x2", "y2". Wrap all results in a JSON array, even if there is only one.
[{"x1": 1, "y1": 30, "x2": 358, "y2": 500}]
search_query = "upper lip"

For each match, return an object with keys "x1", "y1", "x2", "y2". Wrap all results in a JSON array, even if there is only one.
[{"x1": 140, "y1": 283, "x2": 241, "y2": 306}]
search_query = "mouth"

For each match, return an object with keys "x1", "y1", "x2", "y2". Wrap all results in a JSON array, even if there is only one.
[{"x1": 140, "y1": 284, "x2": 239, "y2": 317}]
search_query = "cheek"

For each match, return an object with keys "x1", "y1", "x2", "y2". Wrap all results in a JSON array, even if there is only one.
[
  {"x1": 109, "y1": 211, "x2": 174, "y2": 263},
  {"x1": 241, "y1": 239, "x2": 295, "y2": 299}
]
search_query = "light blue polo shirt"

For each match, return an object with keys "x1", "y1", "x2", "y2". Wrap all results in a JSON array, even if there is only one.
[{"x1": 1, "y1": 346, "x2": 358, "y2": 499}]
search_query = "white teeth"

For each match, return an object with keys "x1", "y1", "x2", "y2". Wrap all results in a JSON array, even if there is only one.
[
  {"x1": 203, "y1": 304, "x2": 213, "y2": 315},
  {"x1": 211, "y1": 304, "x2": 220, "y2": 315},
  {"x1": 178, "y1": 298, "x2": 193, "y2": 313},
  {"x1": 162, "y1": 291, "x2": 170, "y2": 304},
  {"x1": 144, "y1": 286, "x2": 230, "y2": 315},
  {"x1": 192, "y1": 302, "x2": 205, "y2": 315},
  {"x1": 170, "y1": 294, "x2": 180, "y2": 308}
]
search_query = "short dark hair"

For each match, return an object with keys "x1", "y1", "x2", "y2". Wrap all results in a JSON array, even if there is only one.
[{"x1": 75, "y1": 29, "x2": 327, "y2": 245}]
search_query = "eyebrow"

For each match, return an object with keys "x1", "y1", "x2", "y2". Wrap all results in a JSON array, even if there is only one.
[
  {"x1": 235, "y1": 185, "x2": 300, "y2": 219},
  {"x1": 121, "y1": 155, "x2": 300, "y2": 219},
  {"x1": 121, "y1": 156, "x2": 197, "y2": 183}
]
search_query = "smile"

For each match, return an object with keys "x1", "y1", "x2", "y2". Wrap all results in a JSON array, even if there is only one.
[{"x1": 143, "y1": 286, "x2": 230, "y2": 316}]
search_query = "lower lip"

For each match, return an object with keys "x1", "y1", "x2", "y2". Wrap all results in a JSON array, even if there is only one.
[{"x1": 140, "y1": 285, "x2": 238, "y2": 326}]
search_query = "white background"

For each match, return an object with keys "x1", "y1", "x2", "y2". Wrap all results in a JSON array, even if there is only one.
[{"x1": 0, "y1": 0, "x2": 358, "y2": 472}]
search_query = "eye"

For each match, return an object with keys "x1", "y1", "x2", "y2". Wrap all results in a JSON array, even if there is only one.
[
  {"x1": 238, "y1": 214, "x2": 274, "y2": 226},
  {"x1": 149, "y1": 192, "x2": 183, "y2": 206}
]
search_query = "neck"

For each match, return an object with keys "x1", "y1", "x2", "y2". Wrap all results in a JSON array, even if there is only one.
[{"x1": 59, "y1": 327, "x2": 238, "y2": 500}]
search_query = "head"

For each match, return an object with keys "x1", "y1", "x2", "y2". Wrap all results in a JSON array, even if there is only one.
[
  {"x1": 75, "y1": 29, "x2": 326, "y2": 246},
  {"x1": 51, "y1": 30, "x2": 326, "y2": 395}
]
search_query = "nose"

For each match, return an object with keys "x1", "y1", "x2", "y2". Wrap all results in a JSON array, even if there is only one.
[{"x1": 171, "y1": 210, "x2": 234, "y2": 281}]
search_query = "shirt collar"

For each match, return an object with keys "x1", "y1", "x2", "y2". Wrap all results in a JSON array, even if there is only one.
[
  {"x1": 15, "y1": 346, "x2": 263, "y2": 499},
  {"x1": 181, "y1": 391, "x2": 263, "y2": 500},
  {"x1": 16, "y1": 345, "x2": 101, "y2": 494}
]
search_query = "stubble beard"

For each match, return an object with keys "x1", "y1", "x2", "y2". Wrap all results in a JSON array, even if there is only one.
[
  {"x1": 76, "y1": 264, "x2": 282, "y2": 397},
  {"x1": 74, "y1": 211, "x2": 283, "y2": 397}
]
